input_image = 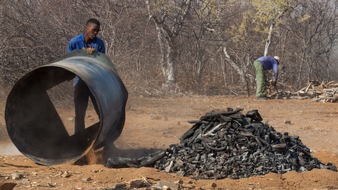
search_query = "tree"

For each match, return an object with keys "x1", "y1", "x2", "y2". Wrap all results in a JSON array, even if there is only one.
[
  {"x1": 280, "y1": 0, "x2": 338, "y2": 88},
  {"x1": 0, "y1": 0, "x2": 75, "y2": 86},
  {"x1": 1, "y1": 0, "x2": 337, "y2": 98},
  {"x1": 146, "y1": 0, "x2": 193, "y2": 93},
  {"x1": 250, "y1": 0, "x2": 297, "y2": 56}
]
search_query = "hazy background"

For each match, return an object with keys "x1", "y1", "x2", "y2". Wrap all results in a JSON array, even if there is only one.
[{"x1": 0, "y1": 0, "x2": 337, "y2": 99}]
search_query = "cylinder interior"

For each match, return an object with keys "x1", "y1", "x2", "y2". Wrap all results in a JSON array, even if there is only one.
[{"x1": 5, "y1": 67, "x2": 100, "y2": 165}]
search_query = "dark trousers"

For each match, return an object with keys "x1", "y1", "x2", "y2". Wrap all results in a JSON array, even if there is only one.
[{"x1": 74, "y1": 79, "x2": 100, "y2": 133}]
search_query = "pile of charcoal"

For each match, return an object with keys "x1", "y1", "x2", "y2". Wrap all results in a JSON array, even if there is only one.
[
  {"x1": 152, "y1": 108, "x2": 337, "y2": 179},
  {"x1": 105, "y1": 108, "x2": 336, "y2": 179}
]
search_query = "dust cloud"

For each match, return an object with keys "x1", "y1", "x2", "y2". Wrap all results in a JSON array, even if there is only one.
[
  {"x1": 0, "y1": 123, "x2": 20, "y2": 155},
  {"x1": 101, "y1": 139, "x2": 163, "y2": 161},
  {"x1": 0, "y1": 142, "x2": 20, "y2": 155}
]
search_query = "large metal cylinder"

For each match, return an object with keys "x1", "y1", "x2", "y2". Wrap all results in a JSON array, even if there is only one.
[{"x1": 5, "y1": 50, "x2": 128, "y2": 165}]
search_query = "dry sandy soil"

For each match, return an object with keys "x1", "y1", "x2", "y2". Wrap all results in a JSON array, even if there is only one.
[{"x1": 1, "y1": 95, "x2": 338, "y2": 190}]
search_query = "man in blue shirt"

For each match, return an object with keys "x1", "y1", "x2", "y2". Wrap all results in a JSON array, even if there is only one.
[
  {"x1": 253, "y1": 56, "x2": 280, "y2": 100},
  {"x1": 68, "y1": 18, "x2": 105, "y2": 134},
  {"x1": 68, "y1": 19, "x2": 105, "y2": 54}
]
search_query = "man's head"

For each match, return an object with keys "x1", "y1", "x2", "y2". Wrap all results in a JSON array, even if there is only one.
[
  {"x1": 274, "y1": 56, "x2": 280, "y2": 65},
  {"x1": 84, "y1": 18, "x2": 101, "y2": 40}
]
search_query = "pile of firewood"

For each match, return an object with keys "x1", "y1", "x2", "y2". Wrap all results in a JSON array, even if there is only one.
[
  {"x1": 296, "y1": 81, "x2": 338, "y2": 102},
  {"x1": 268, "y1": 81, "x2": 338, "y2": 102}
]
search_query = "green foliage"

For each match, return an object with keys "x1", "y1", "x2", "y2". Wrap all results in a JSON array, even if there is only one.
[
  {"x1": 298, "y1": 14, "x2": 311, "y2": 23},
  {"x1": 246, "y1": 0, "x2": 295, "y2": 33}
]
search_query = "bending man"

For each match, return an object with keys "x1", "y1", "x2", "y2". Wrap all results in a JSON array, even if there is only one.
[{"x1": 253, "y1": 56, "x2": 280, "y2": 100}]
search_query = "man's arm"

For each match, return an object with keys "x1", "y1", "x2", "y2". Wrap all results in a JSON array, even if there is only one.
[
  {"x1": 272, "y1": 61, "x2": 278, "y2": 85},
  {"x1": 100, "y1": 45, "x2": 106, "y2": 54},
  {"x1": 98, "y1": 39, "x2": 105, "y2": 54},
  {"x1": 67, "y1": 40, "x2": 74, "y2": 53}
]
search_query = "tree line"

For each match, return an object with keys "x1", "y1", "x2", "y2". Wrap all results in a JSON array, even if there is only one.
[{"x1": 0, "y1": 0, "x2": 337, "y2": 98}]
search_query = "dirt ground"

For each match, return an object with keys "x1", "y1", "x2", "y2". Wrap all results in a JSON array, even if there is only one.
[{"x1": 1, "y1": 95, "x2": 338, "y2": 190}]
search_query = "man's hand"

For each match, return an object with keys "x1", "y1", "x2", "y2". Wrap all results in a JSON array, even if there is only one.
[
  {"x1": 82, "y1": 47, "x2": 96, "y2": 55},
  {"x1": 86, "y1": 47, "x2": 96, "y2": 54}
]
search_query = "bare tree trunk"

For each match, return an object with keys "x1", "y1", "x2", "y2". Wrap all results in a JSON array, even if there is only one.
[
  {"x1": 145, "y1": 0, "x2": 166, "y2": 76},
  {"x1": 325, "y1": 53, "x2": 332, "y2": 81},
  {"x1": 222, "y1": 45, "x2": 245, "y2": 83},
  {"x1": 296, "y1": 51, "x2": 306, "y2": 89},
  {"x1": 166, "y1": 38, "x2": 177, "y2": 90},
  {"x1": 220, "y1": 53, "x2": 227, "y2": 87},
  {"x1": 264, "y1": 11, "x2": 285, "y2": 56},
  {"x1": 307, "y1": 57, "x2": 313, "y2": 82},
  {"x1": 156, "y1": 27, "x2": 167, "y2": 77},
  {"x1": 151, "y1": 23, "x2": 177, "y2": 93},
  {"x1": 106, "y1": 29, "x2": 116, "y2": 59},
  {"x1": 264, "y1": 24, "x2": 274, "y2": 56},
  {"x1": 196, "y1": 53, "x2": 203, "y2": 86},
  {"x1": 145, "y1": 0, "x2": 192, "y2": 94}
]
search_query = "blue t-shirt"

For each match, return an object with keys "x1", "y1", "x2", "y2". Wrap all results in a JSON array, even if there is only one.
[
  {"x1": 257, "y1": 56, "x2": 279, "y2": 79},
  {"x1": 68, "y1": 33, "x2": 105, "y2": 54},
  {"x1": 68, "y1": 33, "x2": 106, "y2": 86}
]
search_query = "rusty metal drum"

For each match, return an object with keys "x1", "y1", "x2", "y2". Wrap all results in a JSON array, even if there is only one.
[{"x1": 5, "y1": 50, "x2": 128, "y2": 165}]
